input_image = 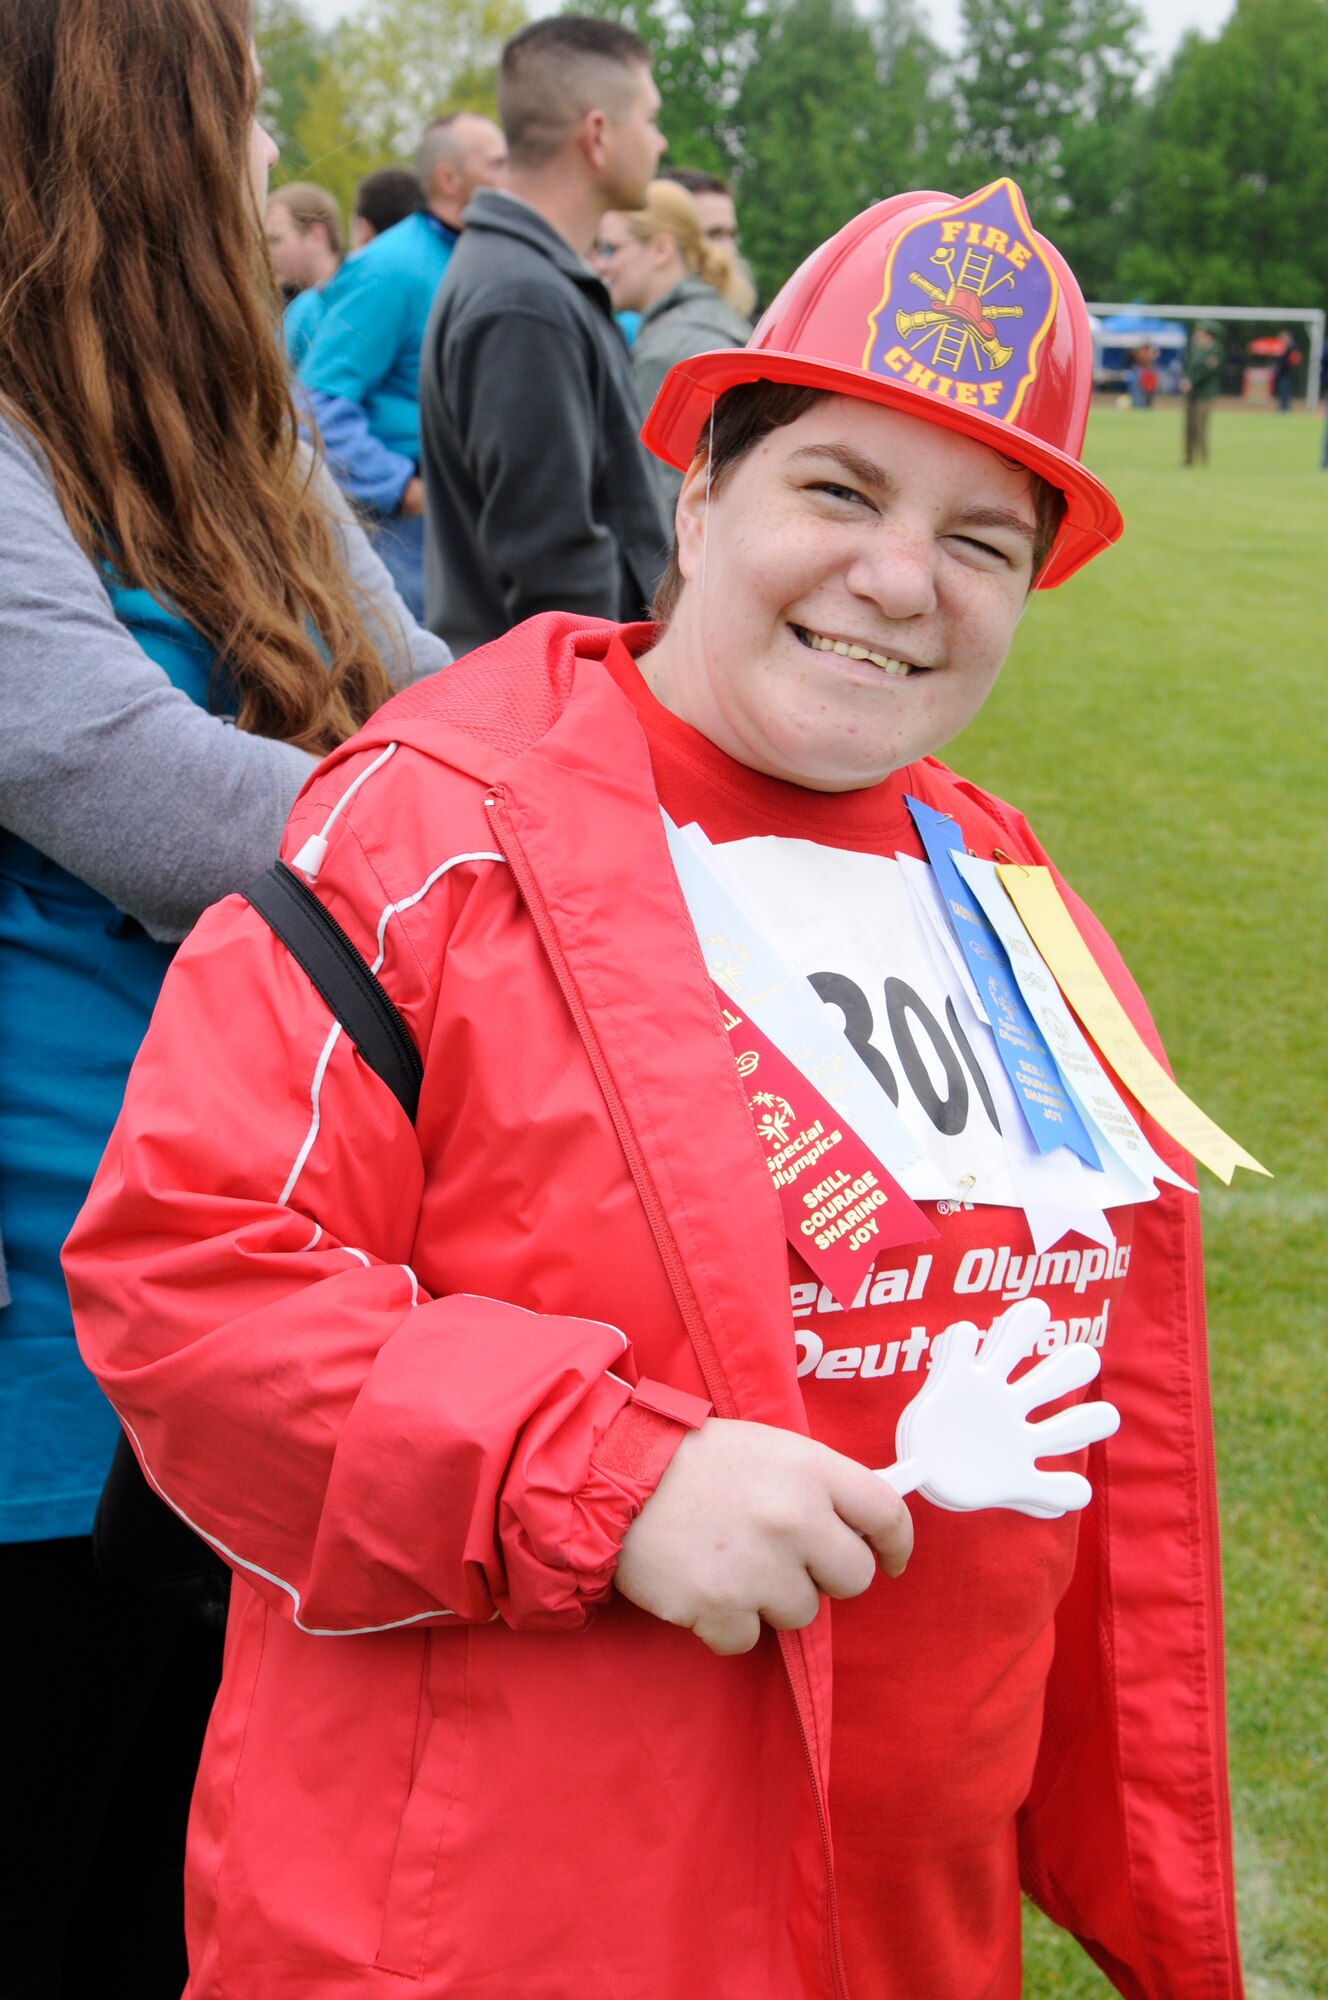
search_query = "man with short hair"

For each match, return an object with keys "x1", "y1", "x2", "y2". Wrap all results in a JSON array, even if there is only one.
[
  {"x1": 660, "y1": 164, "x2": 755, "y2": 318},
  {"x1": 265, "y1": 183, "x2": 343, "y2": 367},
  {"x1": 351, "y1": 167, "x2": 424, "y2": 250},
  {"x1": 660, "y1": 166, "x2": 738, "y2": 252},
  {"x1": 419, "y1": 17, "x2": 670, "y2": 656},
  {"x1": 298, "y1": 111, "x2": 509, "y2": 618}
]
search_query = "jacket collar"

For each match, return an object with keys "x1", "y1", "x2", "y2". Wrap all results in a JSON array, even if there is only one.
[
  {"x1": 459, "y1": 188, "x2": 612, "y2": 310},
  {"x1": 640, "y1": 274, "x2": 719, "y2": 327},
  {"x1": 419, "y1": 209, "x2": 460, "y2": 251}
]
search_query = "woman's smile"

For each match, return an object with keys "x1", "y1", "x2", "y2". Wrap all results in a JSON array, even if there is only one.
[{"x1": 788, "y1": 622, "x2": 930, "y2": 678}]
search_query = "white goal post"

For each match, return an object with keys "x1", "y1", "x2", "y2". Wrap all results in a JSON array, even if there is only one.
[{"x1": 1088, "y1": 302, "x2": 1325, "y2": 415}]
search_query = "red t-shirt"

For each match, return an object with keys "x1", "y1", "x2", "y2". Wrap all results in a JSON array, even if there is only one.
[{"x1": 605, "y1": 639, "x2": 1134, "y2": 2000}]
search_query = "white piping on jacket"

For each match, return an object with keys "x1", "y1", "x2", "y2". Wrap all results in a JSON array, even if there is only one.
[
  {"x1": 116, "y1": 1405, "x2": 459, "y2": 1637},
  {"x1": 120, "y1": 1301, "x2": 626, "y2": 1636},
  {"x1": 367, "y1": 852, "x2": 506, "y2": 976},
  {"x1": 278, "y1": 850, "x2": 506, "y2": 1207},
  {"x1": 279, "y1": 1021, "x2": 343, "y2": 1206}
]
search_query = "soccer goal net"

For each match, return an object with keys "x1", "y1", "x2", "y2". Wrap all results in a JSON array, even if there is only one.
[{"x1": 1088, "y1": 301, "x2": 1324, "y2": 414}]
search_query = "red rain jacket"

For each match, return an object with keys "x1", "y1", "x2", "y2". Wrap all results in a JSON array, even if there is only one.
[{"x1": 65, "y1": 615, "x2": 1241, "y2": 1999}]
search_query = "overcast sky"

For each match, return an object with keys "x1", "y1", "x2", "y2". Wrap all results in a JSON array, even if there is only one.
[{"x1": 301, "y1": 0, "x2": 1236, "y2": 68}]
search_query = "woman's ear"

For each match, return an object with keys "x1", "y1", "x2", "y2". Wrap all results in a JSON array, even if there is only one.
[{"x1": 672, "y1": 450, "x2": 711, "y2": 583}]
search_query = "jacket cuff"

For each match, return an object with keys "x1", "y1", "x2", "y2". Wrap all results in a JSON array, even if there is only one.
[
  {"x1": 569, "y1": 1382, "x2": 713, "y2": 1604},
  {"x1": 626, "y1": 1377, "x2": 713, "y2": 1431}
]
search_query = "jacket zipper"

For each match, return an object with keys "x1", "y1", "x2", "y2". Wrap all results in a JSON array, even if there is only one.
[
  {"x1": 486, "y1": 792, "x2": 736, "y2": 1417},
  {"x1": 1183, "y1": 1190, "x2": 1243, "y2": 1988},
  {"x1": 487, "y1": 790, "x2": 849, "y2": 2000}
]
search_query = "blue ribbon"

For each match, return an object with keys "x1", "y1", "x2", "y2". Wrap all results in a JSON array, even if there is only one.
[{"x1": 906, "y1": 797, "x2": 1101, "y2": 1168}]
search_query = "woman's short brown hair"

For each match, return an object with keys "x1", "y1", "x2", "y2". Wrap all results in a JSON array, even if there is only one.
[{"x1": 652, "y1": 381, "x2": 1068, "y2": 622}]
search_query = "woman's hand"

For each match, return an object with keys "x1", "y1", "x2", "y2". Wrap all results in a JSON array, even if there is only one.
[{"x1": 613, "y1": 1419, "x2": 912, "y2": 1656}]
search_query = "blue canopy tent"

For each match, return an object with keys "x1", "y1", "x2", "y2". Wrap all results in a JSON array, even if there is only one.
[{"x1": 1096, "y1": 313, "x2": 1189, "y2": 393}]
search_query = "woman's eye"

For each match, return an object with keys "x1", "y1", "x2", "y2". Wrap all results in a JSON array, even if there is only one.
[
  {"x1": 808, "y1": 480, "x2": 872, "y2": 508},
  {"x1": 950, "y1": 534, "x2": 1010, "y2": 565}
]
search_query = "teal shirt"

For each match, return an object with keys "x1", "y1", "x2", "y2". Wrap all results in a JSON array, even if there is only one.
[
  {"x1": 0, "y1": 584, "x2": 220, "y2": 1541},
  {"x1": 299, "y1": 211, "x2": 456, "y2": 463},
  {"x1": 284, "y1": 283, "x2": 330, "y2": 371}
]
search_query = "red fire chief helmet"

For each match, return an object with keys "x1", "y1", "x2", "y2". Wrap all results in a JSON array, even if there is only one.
[{"x1": 641, "y1": 177, "x2": 1122, "y2": 589}]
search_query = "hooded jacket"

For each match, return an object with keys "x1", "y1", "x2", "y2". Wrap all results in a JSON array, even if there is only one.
[{"x1": 65, "y1": 614, "x2": 1240, "y2": 1999}]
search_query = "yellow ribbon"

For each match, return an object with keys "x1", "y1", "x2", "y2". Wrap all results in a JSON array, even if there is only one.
[{"x1": 996, "y1": 865, "x2": 1269, "y2": 1184}]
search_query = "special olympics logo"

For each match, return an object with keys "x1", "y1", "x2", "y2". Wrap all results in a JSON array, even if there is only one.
[
  {"x1": 706, "y1": 931, "x2": 750, "y2": 993},
  {"x1": 750, "y1": 1091, "x2": 796, "y2": 1148}
]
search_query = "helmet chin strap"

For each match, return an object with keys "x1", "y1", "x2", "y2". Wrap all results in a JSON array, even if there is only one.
[{"x1": 699, "y1": 394, "x2": 715, "y2": 607}]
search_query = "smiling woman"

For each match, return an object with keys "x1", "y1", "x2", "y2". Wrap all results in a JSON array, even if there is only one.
[
  {"x1": 638, "y1": 393, "x2": 1053, "y2": 789},
  {"x1": 65, "y1": 179, "x2": 1242, "y2": 2000}
]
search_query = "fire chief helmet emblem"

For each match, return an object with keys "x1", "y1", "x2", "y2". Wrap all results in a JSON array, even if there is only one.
[
  {"x1": 641, "y1": 175, "x2": 1124, "y2": 589},
  {"x1": 896, "y1": 248, "x2": 1023, "y2": 370},
  {"x1": 863, "y1": 178, "x2": 1057, "y2": 425}
]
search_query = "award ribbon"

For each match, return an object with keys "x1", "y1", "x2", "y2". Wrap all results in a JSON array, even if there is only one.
[
  {"x1": 952, "y1": 853, "x2": 1192, "y2": 1201},
  {"x1": 994, "y1": 864, "x2": 1269, "y2": 1184},
  {"x1": 905, "y1": 798, "x2": 1101, "y2": 1168},
  {"x1": 711, "y1": 984, "x2": 937, "y2": 1310},
  {"x1": 663, "y1": 813, "x2": 937, "y2": 1307}
]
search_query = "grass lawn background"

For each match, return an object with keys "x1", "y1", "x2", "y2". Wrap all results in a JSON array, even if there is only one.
[{"x1": 945, "y1": 402, "x2": 1327, "y2": 1997}]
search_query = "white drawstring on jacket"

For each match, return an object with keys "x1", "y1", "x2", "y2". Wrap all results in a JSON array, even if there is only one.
[{"x1": 291, "y1": 742, "x2": 398, "y2": 884}]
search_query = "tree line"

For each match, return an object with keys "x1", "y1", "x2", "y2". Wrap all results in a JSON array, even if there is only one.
[{"x1": 258, "y1": 0, "x2": 1328, "y2": 318}]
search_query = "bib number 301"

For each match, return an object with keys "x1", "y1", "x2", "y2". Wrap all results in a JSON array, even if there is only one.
[{"x1": 808, "y1": 972, "x2": 1002, "y2": 1140}]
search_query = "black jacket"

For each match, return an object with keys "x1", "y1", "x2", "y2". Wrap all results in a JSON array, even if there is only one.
[{"x1": 419, "y1": 190, "x2": 670, "y2": 657}]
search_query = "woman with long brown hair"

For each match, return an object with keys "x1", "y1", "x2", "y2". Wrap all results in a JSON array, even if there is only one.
[{"x1": 0, "y1": 1, "x2": 446, "y2": 1989}]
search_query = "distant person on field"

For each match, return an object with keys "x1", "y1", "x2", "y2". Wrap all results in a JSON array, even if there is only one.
[
  {"x1": 419, "y1": 16, "x2": 670, "y2": 656},
  {"x1": 596, "y1": 180, "x2": 751, "y2": 514},
  {"x1": 1137, "y1": 343, "x2": 1158, "y2": 409},
  {"x1": 660, "y1": 165, "x2": 756, "y2": 318},
  {"x1": 298, "y1": 111, "x2": 509, "y2": 619},
  {"x1": 1271, "y1": 331, "x2": 1300, "y2": 413},
  {"x1": 351, "y1": 167, "x2": 424, "y2": 249},
  {"x1": 1181, "y1": 325, "x2": 1222, "y2": 466},
  {"x1": 264, "y1": 183, "x2": 343, "y2": 368}
]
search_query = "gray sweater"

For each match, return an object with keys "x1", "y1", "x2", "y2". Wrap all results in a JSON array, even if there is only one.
[
  {"x1": 0, "y1": 413, "x2": 450, "y2": 1299},
  {"x1": 0, "y1": 415, "x2": 447, "y2": 941},
  {"x1": 630, "y1": 277, "x2": 752, "y2": 516},
  {"x1": 420, "y1": 189, "x2": 670, "y2": 657}
]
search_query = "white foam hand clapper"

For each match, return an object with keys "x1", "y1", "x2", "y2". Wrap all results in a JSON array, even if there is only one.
[{"x1": 876, "y1": 1299, "x2": 1120, "y2": 1519}]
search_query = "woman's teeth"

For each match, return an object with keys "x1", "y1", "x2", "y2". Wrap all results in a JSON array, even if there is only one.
[{"x1": 796, "y1": 627, "x2": 916, "y2": 676}]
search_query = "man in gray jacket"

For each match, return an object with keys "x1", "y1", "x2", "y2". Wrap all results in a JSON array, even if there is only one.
[{"x1": 419, "y1": 17, "x2": 671, "y2": 657}]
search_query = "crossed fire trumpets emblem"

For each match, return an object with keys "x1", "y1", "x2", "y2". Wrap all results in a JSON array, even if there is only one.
[{"x1": 895, "y1": 243, "x2": 1024, "y2": 372}]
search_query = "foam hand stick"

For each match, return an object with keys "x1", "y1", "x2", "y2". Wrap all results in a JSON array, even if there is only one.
[{"x1": 876, "y1": 1299, "x2": 1120, "y2": 1519}]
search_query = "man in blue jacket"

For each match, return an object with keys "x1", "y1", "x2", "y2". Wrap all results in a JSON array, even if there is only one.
[{"x1": 299, "y1": 112, "x2": 509, "y2": 618}]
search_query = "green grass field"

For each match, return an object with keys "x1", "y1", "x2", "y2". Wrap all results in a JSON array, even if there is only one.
[{"x1": 946, "y1": 402, "x2": 1328, "y2": 1997}]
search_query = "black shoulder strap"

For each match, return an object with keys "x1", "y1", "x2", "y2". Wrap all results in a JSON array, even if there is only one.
[{"x1": 244, "y1": 861, "x2": 423, "y2": 1123}]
